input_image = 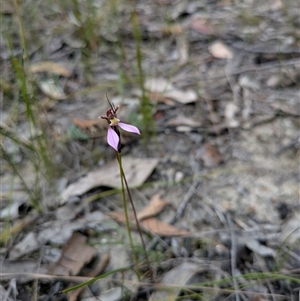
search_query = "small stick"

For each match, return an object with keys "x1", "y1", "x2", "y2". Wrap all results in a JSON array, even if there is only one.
[
  {"x1": 199, "y1": 58, "x2": 300, "y2": 81},
  {"x1": 226, "y1": 212, "x2": 241, "y2": 301},
  {"x1": 170, "y1": 179, "x2": 200, "y2": 225},
  {"x1": 147, "y1": 160, "x2": 200, "y2": 251}
]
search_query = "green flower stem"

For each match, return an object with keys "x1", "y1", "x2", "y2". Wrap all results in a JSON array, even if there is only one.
[
  {"x1": 116, "y1": 151, "x2": 139, "y2": 275},
  {"x1": 116, "y1": 152, "x2": 153, "y2": 281}
]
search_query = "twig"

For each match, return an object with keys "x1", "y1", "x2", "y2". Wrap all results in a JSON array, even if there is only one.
[
  {"x1": 226, "y1": 212, "x2": 241, "y2": 301},
  {"x1": 147, "y1": 159, "x2": 200, "y2": 251},
  {"x1": 274, "y1": 133, "x2": 300, "y2": 157},
  {"x1": 121, "y1": 279, "x2": 288, "y2": 299},
  {"x1": 231, "y1": 43, "x2": 300, "y2": 54},
  {"x1": 3, "y1": 278, "x2": 17, "y2": 301},
  {"x1": 146, "y1": 232, "x2": 170, "y2": 252},
  {"x1": 199, "y1": 58, "x2": 300, "y2": 81},
  {"x1": 254, "y1": 253, "x2": 276, "y2": 301},
  {"x1": 171, "y1": 157, "x2": 201, "y2": 225},
  {"x1": 197, "y1": 188, "x2": 227, "y2": 225},
  {"x1": 169, "y1": 178, "x2": 200, "y2": 225}
]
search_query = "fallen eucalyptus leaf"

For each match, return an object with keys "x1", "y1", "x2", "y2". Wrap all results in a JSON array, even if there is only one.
[
  {"x1": 209, "y1": 41, "x2": 233, "y2": 59},
  {"x1": 68, "y1": 252, "x2": 110, "y2": 301},
  {"x1": 30, "y1": 61, "x2": 71, "y2": 77},
  {"x1": 141, "y1": 217, "x2": 190, "y2": 236},
  {"x1": 145, "y1": 78, "x2": 173, "y2": 93},
  {"x1": 137, "y1": 194, "x2": 169, "y2": 220},
  {"x1": 190, "y1": 15, "x2": 215, "y2": 35},
  {"x1": 48, "y1": 232, "x2": 97, "y2": 276},
  {"x1": 196, "y1": 143, "x2": 223, "y2": 167},
  {"x1": 61, "y1": 157, "x2": 159, "y2": 203},
  {"x1": 0, "y1": 284, "x2": 14, "y2": 301},
  {"x1": 37, "y1": 211, "x2": 111, "y2": 245},
  {"x1": 243, "y1": 238, "x2": 276, "y2": 258},
  {"x1": 0, "y1": 201, "x2": 26, "y2": 221},
  {"x1": 72, "y1": 117, "x2": 103, "y2": 129},
  {"x1": 9, "y1": 232, "x2": 39, "y2": 260},
  {"x1": 163, "y1": 88, "x2": 198, "y2": 104},
  {"x1": 38, "y1": 79, "x2": 66, "y2": 100},
  {"x1": 1, "y1": 259, "x2": 48, "y2": 283},
  {"x1": 81, "y1": 287, "x2": 122, "y2": 301},
  {"x1": 167, "y1": 116, "x2": 201, "y2": 127},
  {"x1": 149, "y1": 262, "x2": 202, "y2": 301}
]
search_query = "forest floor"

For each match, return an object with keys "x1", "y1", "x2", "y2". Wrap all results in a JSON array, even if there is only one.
[{"x1": 1, "y1": 1, "x2": 300, "y2": 300}]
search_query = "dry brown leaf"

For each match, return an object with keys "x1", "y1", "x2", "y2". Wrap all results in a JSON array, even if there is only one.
[
  {"x1": 160, "y1": 98, "x2": 176, "y2": 106},
  {"x1": 61, "y1": 157, "x2": 159, "y2": 203},
  {"x1": 2, "y1": 1, "x2": 14, "y2": 14},
  {"x1": 68, "y1": 252, "x2": 110, "y2": 301},
  {"x1": 107, "y1": 211, "x2": 132, "y2": 224},
  {"x1": 149, "y1": 92, "x2": 176, "y2": 106},
  {"x1": 141, "y1": 217, "x2": 190, "y2": 236},
  {"x1": 108, "y1": 193, "x2": 188, "y2": 236},
  {"x1": 72, "y1": 117, "x2": 103, "y2": 129},
  {"x1": 137, "y1": 194, "x2": 169, "y2": 221},
  {"x1": 197, "y1": 143, "x2": 223, "y2": 167},
  {"x1": 30, "y1": 61, "x2": 71, "y2": 77},
  {"x1": 162, "y1": 23, "x2": 183, "y2": 35},
  {"x1": 149, "y1": 262, "x2": 202, "y2": 301},
  {"x1": 108, "y1": 213, "x2": 190, "y2": 236},
  {"x1": 271, "y1": 0, "x2": 283, "y2": 10},
  {"x1": 209, "y1": 41, "x2": 233, "y2": 59},
  {"x1": 190, "y1": 15, "x2": 215, "y2": 35},
  {"x1": 167, "y1": 116, "x2": 201, "y2": 127},
  {"x1": 48, "y1": 232, "x2": 97, "y2": 276}
]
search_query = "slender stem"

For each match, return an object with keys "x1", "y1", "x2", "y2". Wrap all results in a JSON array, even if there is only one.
[
  {"x1": 117, "y1": 152, "x2": 153, "y2": 281},
  {"x1": 13, "y1": 0, "x2": 28, "y2": 60},
  {"x1": 116, "y1": 152, "x2": 139, "y2": 274}
]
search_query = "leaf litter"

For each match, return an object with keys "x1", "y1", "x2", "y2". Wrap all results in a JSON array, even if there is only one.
[
  {"x1": 48, "y1": 232, "x2": 97, "y2": 277},
  {"x1": 108, "y1": 193, "x2": 190, "y2": 236},
  {"x1": 149, "y1": 262, "x2": 203, "y2": 301},
  {"x1": 29, "y1": 61, "x2": 71, "y2": 77},
  {"x1": 61, "y1": 157, "x2": 159, "y2": 203},
  {"x1": 2, "y1": 0, "x2": 300, "y2": 300}
]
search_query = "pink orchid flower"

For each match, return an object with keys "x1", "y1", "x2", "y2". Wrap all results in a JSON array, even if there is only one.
[{"x1": 100, "y1": 104, "x2": 140, "y2": 152}]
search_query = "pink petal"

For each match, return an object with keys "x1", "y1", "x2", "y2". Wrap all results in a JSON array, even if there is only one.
[
  {"x1": 118, "y1": 122, "x2": 140, "y2": 135},
  {"x1": 107, "y1": 127, "x2": 119, "y2": 151}
]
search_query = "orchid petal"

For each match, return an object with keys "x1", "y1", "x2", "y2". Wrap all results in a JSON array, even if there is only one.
[
  {"x1": 118, "y1": 122, "x2": 140, "y2": 135},
  {"x1": 107, "y1": 127, "x2": 119, "y2": 151}
]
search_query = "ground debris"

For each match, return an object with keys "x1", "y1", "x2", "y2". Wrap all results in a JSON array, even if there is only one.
[
  {"x1": 61, "y1": 157, "x2": 159, "y2": 204},
  {"x1": 48, "y1": 232, "x2": 97, "y2": 277},
  {"x1": 2, "y1": 0, "x2": 300, "y2": 300}
]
